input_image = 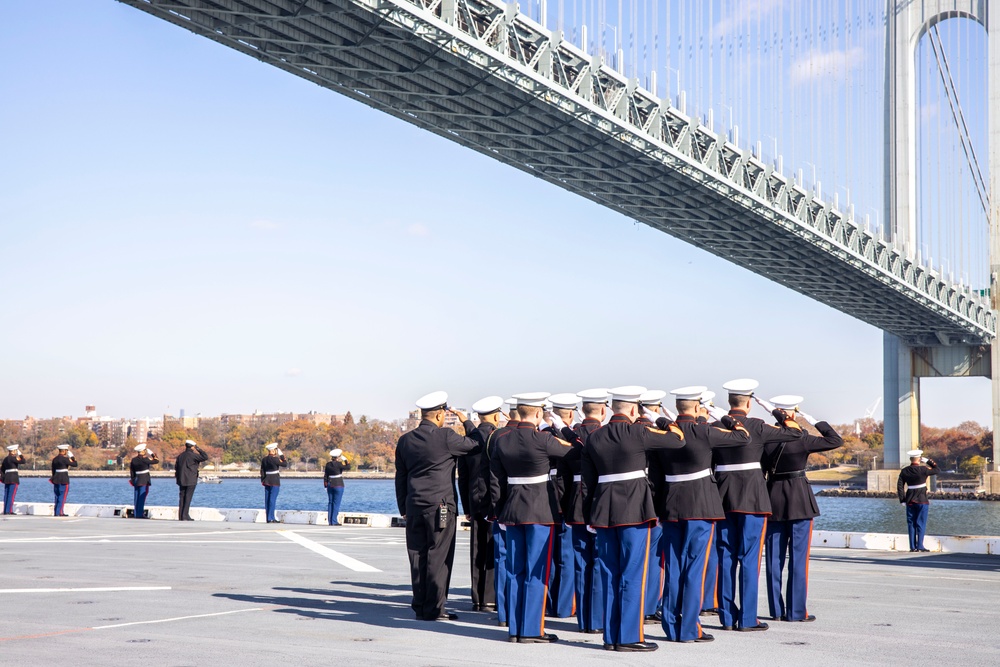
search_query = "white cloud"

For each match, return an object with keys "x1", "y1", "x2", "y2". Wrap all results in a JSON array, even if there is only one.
[
  {"x1": 406, "y1": 223, "x2": 429, "y2": 237},
  {"x1": 286, "y1": 368, "x2": 302, "y2": 377},
  {"x1": 250, "y1": 220, "x2": 280, "y2": 230},
  {"x1": 789, "y1": 47, "x2": 865, "y2": 85},
  {"x1": 711, "y1": 0, "x2": 785, "y2": 40}
]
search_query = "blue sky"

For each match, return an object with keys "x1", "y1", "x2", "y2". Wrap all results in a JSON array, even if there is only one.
[{"x1": 0, "y1": 1, "x2": 991, "y2": 427}]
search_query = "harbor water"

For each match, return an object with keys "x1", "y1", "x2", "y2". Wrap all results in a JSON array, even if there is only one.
[{"x1": 6, "y1": 478, "x2": 1000, "y2": 536}]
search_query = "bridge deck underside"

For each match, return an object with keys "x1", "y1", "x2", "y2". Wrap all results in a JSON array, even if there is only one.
[{"x1": 122, "y1": 0, "x2": 992, "y2": 346}]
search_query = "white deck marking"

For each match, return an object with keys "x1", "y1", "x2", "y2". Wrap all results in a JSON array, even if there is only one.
[
  {"x1": 0, "y1": 586, "x2": 172, "y2": 594},
  {"x1": 279, "y1": 530, "x2": 381, "y2": 572},
  {"x1": 92, "y1": 607, "x2": 264, "y2": 629}
]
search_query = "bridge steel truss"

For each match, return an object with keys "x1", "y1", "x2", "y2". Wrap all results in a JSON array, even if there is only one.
[{"x1": 119, "y1": 0, "x2": 994, "y2": 346}]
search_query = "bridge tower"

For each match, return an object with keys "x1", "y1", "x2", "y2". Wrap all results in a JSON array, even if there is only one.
[{"x1": 882, "y1": 0, "x2": 998, "y2": 479}]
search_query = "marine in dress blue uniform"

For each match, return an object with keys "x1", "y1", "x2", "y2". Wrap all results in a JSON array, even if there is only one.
[
  {"x1": 395, "y1": 391, "x2": 479, "y2": 621},
  {"x1": 457, "y1": 396, "x2": 504, "y2": 611},
  {"x1": 324, "y1": 448, "x2": 350, "y2": 526},
  {"x1": 260, "y1": 443, "x2": 288, "y2": 523},
  {"x1": 482, "y1": 398, "x2": 519, "y2": 627},
  {"x1": 489, "y1": 392, "x2": 574, "y2": 644},
  {"x1": 636, "y1": 390, "x2": 669, "y2": 624},
  {"x1": 561, "y1": 388, "x2": 610, "y2": 634},
  {"x1": 129, "y1": 444, "x2": 159, "y2": 519},
  {"x1": 583, "y1": 386, "x2": 686, "y2": 653},
  {"x1": 897, "y1": 449, "x2": 938, "y2": 552},
  {"x1": 762, "y1": 395, "x2": 843, "y2": 623},
  {"x1": 543, "y1": 393, "x2": 579, "y2": 619},
  {"x1": 50, "y1": 445, "x2": 78, "y2": 516},
  {"x1": 654, "y1": 386, "x2": 751, "y2": 644},
  {"x1": 2, "y1": 444, "x2": 26, "y2": 515},
  {"x1": 712, "y1": 379, "x2": 802, "y2": 632}
]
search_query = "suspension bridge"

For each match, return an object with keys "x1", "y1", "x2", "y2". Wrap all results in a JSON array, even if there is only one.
[{"x1": 116, "y1": 0, "x2": 998, "y2": 474}]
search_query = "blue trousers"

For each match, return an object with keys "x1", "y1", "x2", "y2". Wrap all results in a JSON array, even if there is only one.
[
  {"x1": 906, "y1": 504, "x2": 929, "y2": 551},
  {"x1": 264, "y1": 485, "x2": 280, "y2": 522},
  {"x1": 702, "y1": 532, "x2": 719, "y2": 611},
  {"x1": 597, "y1": 523, "x2": 652, "y2": 647},
  {"x1": 133, "y1": 485, "x2": 149, "y2": 518},
  {"x1": 327, "y1": 486, "x2": 345, "y2": 525},
  {"x1": 662, "y1": 519, "x2": 714, "y2": 642},
  {"x1": 570, "y1": 524, "x2": 604, "y2": 632},
  {"x1": 644, "y1": 521, "x2": 664, "y2": 617},
  {"x1": 505, "y1": 524, "x2": 553, "y2": 639},
  {"x1": 765, "y1": 519, "x2": 812, "y2": 621},
  {"x1": 3, "y1": 483, "x2": 18, "y2": 514},
  {"x1": 716, "y1": 513, "x2": 767, "y2": 628},
  {"x1": 53, "y1": 483, "x2": 68, "y2": 516},
  {"x1": 547, "y1": 522, "x2": 575, "y2": 617},
  {"x1": 493, "y1": 521, "x2": 509, "y2": 624}
]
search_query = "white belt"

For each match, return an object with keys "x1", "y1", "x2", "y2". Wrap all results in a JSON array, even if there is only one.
[
  {"x1": 665, "y1": 468, "x2": 712, "y2": 483},
  {"x1": 572, "y1": 475, "x2": 582, "y2": 482},
  {"x1": 549, "y1": 468, "x2": 558, "y2": 477},
  {"x1": 53, "y1": 469, "x2": 69, "y2": 473},
  {"x1": 907, "y1": 483, "x2": 926, "y2": 489},
  {"x1": 264, "y1": 470, "x2": 281, "y2": 475},
  {"x1": 715, "y1": 462, "x2": 761, "y2": 472},
  {"x1": 508, "y1": 474, "x2": 549, "y2": 485},
  {"x1": 4, "y1": 469, "x2": 16, "y2": 475},
  {"x1": 598, "y1": 470, "x2": 646, "y2": 484},
  {"x1": 327, "y1": 474, "x2": 343, "y2": 479}
]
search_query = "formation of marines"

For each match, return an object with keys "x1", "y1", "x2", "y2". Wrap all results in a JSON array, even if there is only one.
[{"x1": 395, "y1": 382, "x2": 844, "y2": 651}]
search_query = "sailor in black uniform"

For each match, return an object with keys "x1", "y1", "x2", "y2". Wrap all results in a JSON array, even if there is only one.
[
  {"x1": 898, "y1": 449, "x2": 938, "y2": 552},
  {"x1": 712, "y1": 379, "x2": 802, "y2": 631},
  {"x1": 457, "y1": 395, "x2": 504, "y2": 611},
  {"x1": 762, "y1": 395, "x2": 842, "y2": 623},
  {"x1": 654, "y1": 386, "x2": 751, "y2": 644},
  {"x1": 175, "y1": 439, "x2": 209, "y2": 521},
  {"x1": 324, "y1": 448, "x2": 350, "y2": 526},
  {"x1": 129, "y1": 444, "x2": 159, "y2": 518},
  {"x1": 2, "y1": 444, "x2": 26, "y2": 514},
  {"x1": 260, "y1": 443, "x2": 287, "y2": 523},
  {"x1": 562, "y1": 388, "x2": 610, "y2": 634},
  {"x1": 490, "y1": 392, "x2": 574, "y2": 643},
  {"x1": 584, "y1": 385, "x2": 686, "y2": 652},
  {"x1": 544, "y1": 392, "x2": 579, "y2": 619},
  {"x1": 50, "y1": 444, "x2": 78, "y2": 516},
  {"x1": 395, "y1": 391, "x2": 478, "y2": 621}
]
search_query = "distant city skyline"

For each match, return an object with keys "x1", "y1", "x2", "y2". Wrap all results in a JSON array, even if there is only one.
[{"x1": 0, "y1": 1, "x2": 992, "y2": 430}]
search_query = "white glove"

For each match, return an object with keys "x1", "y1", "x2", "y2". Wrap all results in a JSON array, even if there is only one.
[
  {"x1": 707, "y1": 405, "x2": 728, "y2": 421},
  {"x1": 798, "y1": 412, "x2": 817, "y2": 426},
  {"x1": 586, "y1": 525, "x2": 597, "y2": 534},
  {"x1": 601, "y1": 409, "x2": 612, "y2": 425},
  {"x1": 547, "y1": 411, "x2": 566, "y2": 431},
  {"x1": 641, "y1": 407, "x2": 660, "y2": 422},
  {"x1": 498, "y1": 523, "x2": 507, "y2": 532},
  {"x1": 147, "y1": 450, "x2": 155, "y2": 457},
  {"x1": 920, "y1": 457, "x2": 928, "y2": 464},
  {"x1": 67, "y1": 451, "x2": 74, "y2": 459},
  {"x1": 754, "y1": 396, "x2": 776, "y2": 413},
  {"x1": 662, "y1": 406, "x2": 677, "y2": 420},
  {"x1": 277, "y1": 449, "x2": 283, "y2": 457}
]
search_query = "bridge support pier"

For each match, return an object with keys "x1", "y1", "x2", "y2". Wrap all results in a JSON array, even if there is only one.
[{"x1": 883, "y1": 333, "x2": 920, "y2": 469}]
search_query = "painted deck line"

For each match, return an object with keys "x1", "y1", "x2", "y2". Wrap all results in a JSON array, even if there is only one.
[
  {"x1": 93, "y1": 608, "x2": 265, "y2": 630},
  {"x1": 279, "y1": 530, "x2": 381, "y2": 572},
  {"x1": 0, "y1": 586, "x2": 172, "y2": 594}
]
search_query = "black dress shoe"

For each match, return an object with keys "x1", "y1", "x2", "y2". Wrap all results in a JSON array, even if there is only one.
[
  {"x1": 918, "y1": 548, "x2": 930, "y2": 552},
  {"x1": 603, "y1": 644, "x2": 615, "y2": 651},
  {"x1": 721, "y1": 625, "x2": 735, "y2": 631},
  {"x1": 420, "y1": 612, "x2": 458, "y2": 621},
  {"x1": 738, "y1": 623, "x2": 769, "y2": 632},
  {"x1": 644, "y1": 614, "x2": 660, "y2": 624},
  {"x1": 518, "y1": 634, "x2": 558, "y2": 643},
  {"x1": 783, "y1": 615, "x2": 816, "y2": 622},
  {"x1": 700, "y1": 608, "x2": 718, "y2": 616},
  {"x1": 681, "y1": 633, "x2": 714, "y2": 643},
  {"x1": 616, "y1": 642, "x2": 658, "y2": 652},
  {"x1": 583, "y1": 629, "x2": 603, "y2": 634},
  {"x1": 507, "y1": 635, "x2": 518, "y2": 643}
]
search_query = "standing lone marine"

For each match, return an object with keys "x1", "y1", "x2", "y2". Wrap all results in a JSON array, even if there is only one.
[
  {"x1": 260, "y1": 442, "x2": 288, "y2": 524},
  {"x1": 2, "y1": 444, "x2": 26, "y2": 514},
  {"x1": 325, "y1": 448, "x2": 350, "y2": 526},
  {"x1": 50, "y1": 444, "x2": 78, "y2": 516},
  {"x1": 897, "y1": 449, "x2": 938, "y2": 552},
  {"x1": 395, "y1": 391, "x2": 478, "y2": 622},
  {"x1": 175, "y1": 439, "x2": 209, "y2": 521},
  {"x1": 129, "y1": 444, "x2": 159, "y2": 519}
]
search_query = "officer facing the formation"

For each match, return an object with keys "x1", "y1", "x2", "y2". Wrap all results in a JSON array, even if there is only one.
[
  {"x1": 483, "y1": 397, "x2": 519, "y2": 628},
  {"x1": 260, "y1": 443, "x2": 288, "y2": 524},
  {"x1": 562, "y1": 388, "x2": 610, "y2": 635},
  {"x1": 395, "y1": 391, "x2": 478, "y2": 622},
  {"x1": 636, "y1": 389, "x2": 669, "y2": 624},
  {"x1": 583, "y1": 386, "x2": 686, "y2": 653},
  {"x1": 3, "y1": 444, "x2": 26, "y2": 515},
  {"x1": 489, "y1": 392, "x2": 574, "y2": 644},
  {"x1": 897, "y1": 449, "x2": 938, "y2": 552},
  {"x1": 544, "y1": 392, "x2": 579, "y2": 619},
  {"x1": 50, "y1": 444, "x2": 78, "y2": 517},
  {"x1": 762, "y1": 395, "x2": 843, "y2": 623},
  {"x1": 175, "y1": 439, "x2": 209, "y2": 521},
  {"x1": 324, "y1": 448, "x2": 350, "y2": 526},
  {"x1": 712, "y1": 379, "x2": 802, "y2": 632},
  {"x1": 457, "y1": 395, "x2": 504, "y2": 612},
  {"x1": 654, "y1": 386, "x2": 751, "y2": 644},
  {"x1": 129, "y1": 444, "x2": 159, "y2": 519}
]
